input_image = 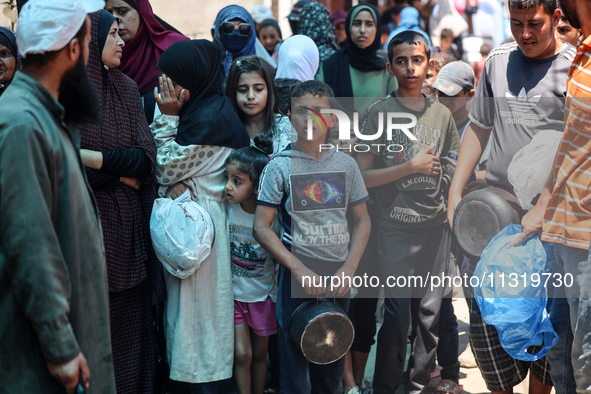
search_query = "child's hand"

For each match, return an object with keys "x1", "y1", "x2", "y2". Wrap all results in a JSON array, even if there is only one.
[
  {"x1": 328, "y1": 265, "x2": 356, "y2": 298},
  {"x1": 293, "y1": 266, "x2": 325, "y2": 296},
  {"x1": 410, "y1": 145, "x2": 441, "y2": 176},
  {"x1": 154, "y1": 74, "x2": 190, "y2": 116}
]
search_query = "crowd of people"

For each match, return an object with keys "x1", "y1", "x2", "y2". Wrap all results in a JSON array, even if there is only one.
[{"x1": 0, "y1": 0, "x2": 590, "y2": 393}]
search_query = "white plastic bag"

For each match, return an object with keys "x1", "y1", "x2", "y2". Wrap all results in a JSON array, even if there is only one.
[
  {"x1": 508, "y1": 130, "x2": 562, "y2": 210},
  {"x1": 150, "y1": 189, "x2": 214, "y2": 279}
]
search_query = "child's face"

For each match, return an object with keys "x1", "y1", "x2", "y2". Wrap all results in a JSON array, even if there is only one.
[
  {"x1": 236, "y1": 72, "x2": 268, "y2": 119},
  {"x1": 424, "y1": 67, "x2": 438, "y2": 86},
  {"x1": 436, "y1": 89, "x2": 473, "y2": 116},
  {"x1": 556, "y1": 19, "x2": 579, "y2": 46},
  {"x1": 259, "y1": 26, "x2": 281, "y2": 53},
  {"x1": 328, "y1": 123, "x2": 358, "y2": 155},
  {"x1": 224, "y1": 164, "x2": 256, "y2": 205},
  {"x1": 440, "y1": 36, "x2": 453, "y2": 51},
  {"x1": 387, "y1": 43, "x2": 433, "y2": 91},
  {"x1": 289, "y1": 94, "x2": 335, "y2": 144}
]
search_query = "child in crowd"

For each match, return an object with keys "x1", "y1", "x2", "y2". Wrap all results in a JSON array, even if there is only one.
[
  {"x1": 424, "y1": 49, "x2": 450, "y2": 85},
  {"x1": 225, "y1": 136, "x2": 278, "y2": 394},
  {"x1": 356, "y1": 31, "x2": 460, "y2": 394},
  {"x1": 254, "y1": 80, "x2": 371, "y2": 393},
  {"x1": 258, "y1": 19, "x2": 282, "y2": 62},
  {"x1": 439, "y1": 28, "x2": 460, "y2": 61},
  {"x1": 433, "y1": 61, "x2": 489, "y2": 178},
  {"x1": 226, "y1": 56, "x2": 292, "y2": 156},
  {"x1": 556, "y1": 10, "x2": 580, "y2": 46},
  {"x1": 471, "y1": 42, "x2": 491, "y2": 83}
]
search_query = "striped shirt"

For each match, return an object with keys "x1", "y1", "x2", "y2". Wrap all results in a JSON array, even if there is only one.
[{"x1": 542, "y1": 36, "x2": 591, "y2": 249}]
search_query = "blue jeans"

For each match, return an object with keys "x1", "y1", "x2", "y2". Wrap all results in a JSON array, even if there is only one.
[
  {"x1": 276, "y1": 263, "x2": 350, "y2": 394},
  {"x1": 554, "y1": 243, "x2": 591, "y2": 392}
]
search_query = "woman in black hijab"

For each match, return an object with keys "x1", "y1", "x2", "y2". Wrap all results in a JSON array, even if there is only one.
[
  {"x1": 150, "y1": 39, "x2": 249, "y2": 392},
  {"x1": 0, "y1": 26, "x2": 21, "y2": 96},
  {"x1": 319, "y1": 3, "x2": 396, "y2": 110}
]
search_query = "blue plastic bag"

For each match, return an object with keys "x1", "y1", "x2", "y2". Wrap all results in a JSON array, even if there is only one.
[{"x1": 474, "y1": 224, "x2": 558, "y2": 361}]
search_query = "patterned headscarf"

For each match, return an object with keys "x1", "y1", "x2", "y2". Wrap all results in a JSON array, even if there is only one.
[
  {"x1": 298, "y1": 2, "x2": 339, "y2": 63},
  {"x1": 0, "y1": 27, "x2": 22, "y2": 96}
]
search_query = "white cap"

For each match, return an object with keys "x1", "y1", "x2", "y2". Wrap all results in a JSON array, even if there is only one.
[
  {"x1": 251, "y1": 4, "x2": 275, "y2": 23},
  {"x1": 17, "y1": 0, "x2": 105, "y2": 57}
]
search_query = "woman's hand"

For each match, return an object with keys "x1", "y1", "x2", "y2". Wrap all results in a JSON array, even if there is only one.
[
  {"x1": 119, "y1": 177, "x2": 140, "y2": 190},
  {"x1": 154, "y1": 74, "x2": 190, "y2": 116},
  {"x1": 166, "y1": 183, "x2": 195, "y2": 200}
]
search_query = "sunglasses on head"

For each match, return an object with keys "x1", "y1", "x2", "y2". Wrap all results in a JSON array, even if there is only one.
[{"x1": 220, "y1": 22, "x2": 252, "y2": 36}]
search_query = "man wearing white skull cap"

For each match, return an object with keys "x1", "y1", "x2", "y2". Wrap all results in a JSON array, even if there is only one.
[{"x1": 0, "y1": 0, "x2": 116, "y2": 393}]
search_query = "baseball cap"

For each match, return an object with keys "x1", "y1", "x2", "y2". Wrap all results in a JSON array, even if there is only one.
[
  {"x1": 17, "y1": 0, "x2": 105, "y2": 57},
  {"x1": 287, "y1": 0, "x2": 312, "y2": 21},
  {"x1": 252, "y1": 4, "x2": 275, "y2": 23},
  {"x1": 432, "y1": 61, "x2": 475, "y2": 96}
]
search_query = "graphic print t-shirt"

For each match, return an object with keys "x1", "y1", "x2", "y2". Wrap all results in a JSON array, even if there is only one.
[
  {"x1": 229, "y1": 203, "x2": 277, "y2": 303},
  {"x1": 257, "y1": 146, "x2": 369, "y2": 262},
  {"x1": 360, "y1": 95, "x2": 460, "y2": 229}
]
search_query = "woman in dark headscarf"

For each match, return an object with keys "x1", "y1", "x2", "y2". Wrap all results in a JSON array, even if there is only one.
[
  {"x1": 214, "y1": 5, "x2": 277, "y2": 76},
  {"x1": 298, "y1": 2, "x2": 340, "y2": 63},
  {"x1": 150, "y1": 39, "x2": 249, "y2": 391},
  {"x1": 319, "y1": 3, "x2": 397, "y2": 113},
  {"x1": 0, "y1": 26, "x2": 22, "y2": 96},
  {"x1": 105, "y1": 0, "x2": 188, "y2": 122},
  {"x1": 77, "y1": 10, "x2": 162, "y2": 394}
]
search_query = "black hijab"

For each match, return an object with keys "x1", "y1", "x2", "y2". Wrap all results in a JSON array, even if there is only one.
[
  {"x1": 0, "y1": 26, "x2": 21, "y2": 95},
  {"x1": 258, "y1": 19, "x2": 282, "y2": 39},
  {"x1": 322, "y1": 3, "x2": 385, "y2": 97},
  {"x1": 157, "y1": 40, "x2": 249, "y2": 149}
]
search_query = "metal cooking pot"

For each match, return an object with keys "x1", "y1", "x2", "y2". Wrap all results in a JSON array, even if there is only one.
[
  {"x1": 288, "y1": 298, "x2": 354, "y2": 365},
  {"x1": 440, "y1": 152, "x2": 476, "y2": 195},
  {"x1": 453, "y1": 187, "x2": 526, "y2": 258}
]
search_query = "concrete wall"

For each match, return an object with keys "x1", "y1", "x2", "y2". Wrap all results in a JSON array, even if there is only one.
[
  {"x1": 150, "y1": 0, "x2": 294, "y2": 41},
  {"x1": 0, "y1": 1, "x2": 296, "y2": 39}
]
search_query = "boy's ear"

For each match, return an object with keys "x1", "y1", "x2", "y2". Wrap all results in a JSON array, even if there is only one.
[
  {"x1": 386, "y1": 62, "x2": 395, "y2": 77},
  {"x1": 427, "y1": 58, "x2": 435, "y2": 73},
  {"x1": 326, "y1": 113, "x2": 337, "y2": 128},
  {"x1": 467, "y1": 89, "x2": 475, "y2": 98}
]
